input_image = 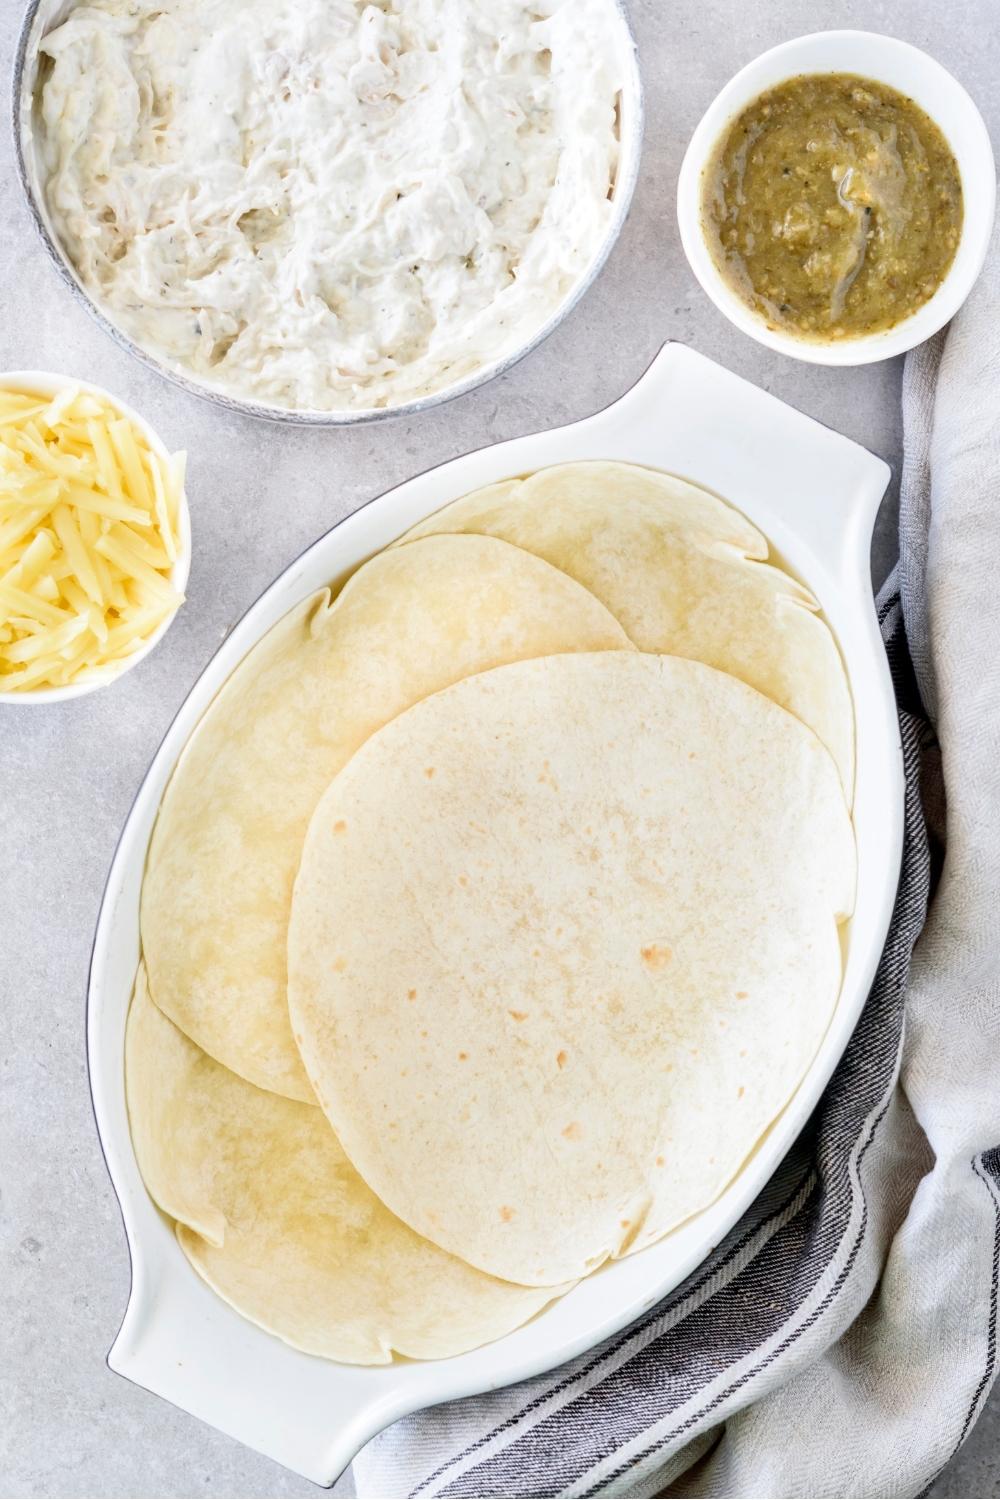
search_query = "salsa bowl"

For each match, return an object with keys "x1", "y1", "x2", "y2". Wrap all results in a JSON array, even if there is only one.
[{"x1": 677, "y1": 31, "x2": 996, "y2": 365}]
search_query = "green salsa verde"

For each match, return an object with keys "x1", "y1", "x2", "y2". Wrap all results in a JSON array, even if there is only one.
[{"x1": 701, "y1": 73, "x2": 964, "y2": 340}]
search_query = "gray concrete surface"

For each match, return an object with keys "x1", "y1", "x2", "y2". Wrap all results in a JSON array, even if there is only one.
[{"x1": 2, "y1": 0, "x2": 998, "y2": 1494}]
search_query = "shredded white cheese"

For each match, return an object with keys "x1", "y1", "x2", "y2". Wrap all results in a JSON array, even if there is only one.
[{"x1": 36, "y1": 0, "x2": 623, "y2": 412}]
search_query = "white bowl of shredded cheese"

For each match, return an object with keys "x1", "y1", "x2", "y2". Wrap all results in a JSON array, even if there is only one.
[
  {"x1": 0, "y1": 372, "x2": 190, "y2": 703},
  {"x1": 15, "y1": 0, "x2": 642, "y2": 423}
]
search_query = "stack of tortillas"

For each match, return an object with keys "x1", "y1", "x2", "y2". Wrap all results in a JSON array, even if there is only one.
[{"x1": 131, "y1": 461, "x2": 856, "y2": 1361}]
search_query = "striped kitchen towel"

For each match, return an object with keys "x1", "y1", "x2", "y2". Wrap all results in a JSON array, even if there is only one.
[{"x1": 353, "y1": 222, "x2": 1000, "y2": 1498}]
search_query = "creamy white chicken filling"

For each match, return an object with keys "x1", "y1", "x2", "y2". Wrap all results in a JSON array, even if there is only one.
[{"x1": 35, "y1": 0, "x2": 623, "y2": 411}]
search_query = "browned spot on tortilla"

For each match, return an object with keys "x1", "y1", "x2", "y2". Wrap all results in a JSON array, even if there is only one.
[
  {"x1": 556, "y1": 1049, "x2": 568, "y2": 1069},
  {"x1": 740, "y1": 1048, "x2": 748, "y2": 1057},
  {"x1": 407, "y1": 988, "x2": 417, "y2": 1000},
  {"x1": 332, "y1": 956, "x2": 347, "y2": 973},
  {"x1": 736, "y1": 990, "x2": 749, "y2": 999},
  {"x1": 458, "y1": 874, "x2": 468, "y2": 887},
  {"x1": 333, "y1": 819, "x2": 347, "y2": 833},
  {"x1": 562, "y1": 1121, "x2": 582, "y2": 1140},
  {"x1": 655, "y1": 1155, "x2": 665, "y2": 1167},
  {"x1": 458, "y1": 1051, "x2": 468, "y2": 1061},
  {"x1": 500, "y1": 1205, "x2": 515, "y2": 1223},
  {"x1": 620, "y1": 1219, "x2": 631, "y2": 1229},
  {"x1": 640, "y1": 943, "x2": 672, "y2": 970},
  {"x1": 509, "y1": 1010, "x2": 528, "y2": 1022},
  {"x1": 424, "y1": 767, "x2": 435, "y2": 778},
  {"x1": 738, "y1": 1085, "x2": 745, "y2": 1099}
]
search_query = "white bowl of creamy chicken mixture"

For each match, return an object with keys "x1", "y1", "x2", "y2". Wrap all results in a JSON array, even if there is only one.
[{"x1": 16, "y1": 0, "x2": 640, "y2": 421}]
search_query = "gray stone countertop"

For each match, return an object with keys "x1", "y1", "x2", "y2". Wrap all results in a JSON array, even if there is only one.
[{"x1": 2, "y1": 0, "x2": 999, "y2": 1494}]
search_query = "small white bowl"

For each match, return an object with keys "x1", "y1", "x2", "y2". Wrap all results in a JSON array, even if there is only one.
[
  {"x1": 0, "y1": 371, "x2": 191, "y2": 705},
  {"x1": 677, "y1": 31, "x2": 997, "y2": 365}
]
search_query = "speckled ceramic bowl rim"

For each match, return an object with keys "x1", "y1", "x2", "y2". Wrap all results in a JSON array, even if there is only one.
[
  {"x1": 11, "y1": 0, "x2": 643, "y2": 426},
  {"x1": 0, "y1": 370, "x2": 191, "y2": 705},
  {"x1": 676, "y1": 30, "x2": 997, "y2": 366}
]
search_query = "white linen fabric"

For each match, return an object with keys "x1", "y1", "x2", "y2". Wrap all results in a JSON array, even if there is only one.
[{"x1": 352, "y1": 225, "x2": 1000, "y2": 1498}]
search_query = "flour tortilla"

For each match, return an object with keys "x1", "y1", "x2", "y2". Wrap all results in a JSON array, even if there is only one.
[
  {"x1": 125, "y1": 965, "x2": 563, "y2": 1363},
  {"x1": 288, "y1": 652, "x2": 855, "y2": 1287},
  {"x1": 399, "y1": 461, "x2": 854, "y2": 795},
  {"x1": 141, "y1": 534, "x2": 632, "y2": 1100}
]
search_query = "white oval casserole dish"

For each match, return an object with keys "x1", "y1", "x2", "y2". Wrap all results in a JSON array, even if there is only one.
[{"x1": 88, "y1": 343, "x2": 901, "y2": 1484}]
